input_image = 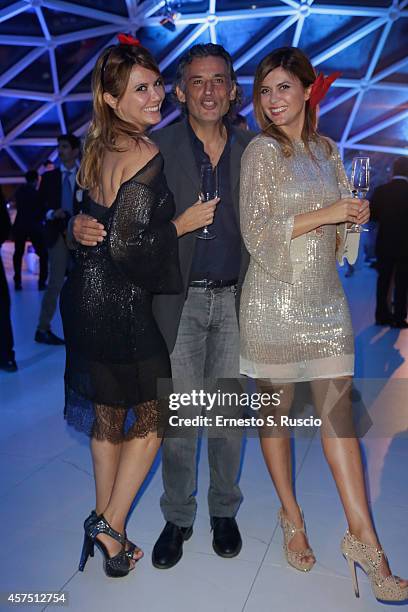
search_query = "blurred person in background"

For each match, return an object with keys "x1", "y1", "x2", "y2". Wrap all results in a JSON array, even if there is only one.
[
  {"x1": 0, "y1": 189, "x2": 17, "y2": 372},
  {"x1": 371, "y1": 156, "x2": 408, "y2": 328},
  {"x1": 42, "y1": 159, "x2": 55, "y2": 173},
  {"x1": 232, "y1": 112, "x2": 249, "y2": 130},
  {"x1": 12, "y1": 169, "x2": 48, "y2": 291},
  {"x1": 34, "y1": 134, "x2": 82, "y2": 345}
]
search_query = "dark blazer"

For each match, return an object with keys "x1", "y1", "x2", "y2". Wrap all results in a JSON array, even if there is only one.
[
  {"x1": 151, "y1": 118, "x2": 254, "y2": 353},
  {"x1": 370, "y1": 178, "x2": 408, "y2": 258},
  {"x1": 0, "y1": 191, "x2": 11, "y2": 245},
  {"x1": 13, "y1": 184, "x2": 44, "y2": 232},
  {"x1": 39, "y1": 168, "x2": 82, "y2": 248}
]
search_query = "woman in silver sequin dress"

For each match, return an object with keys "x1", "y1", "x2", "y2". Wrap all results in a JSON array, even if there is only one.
[{"x1": 239, "y1": 47, "x2": 407, "y2": 602}]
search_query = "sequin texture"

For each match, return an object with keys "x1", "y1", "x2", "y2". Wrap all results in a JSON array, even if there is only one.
[
  {"x1": 60, "y1": 153, "x2": 181, "y2": 441},
  {"x1": 239, "y1": 136, "x2": 359, "y2": 382}
]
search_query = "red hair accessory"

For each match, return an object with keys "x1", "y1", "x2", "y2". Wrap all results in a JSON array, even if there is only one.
[
  {"x1": 309, "y1": 71, "x2": 341, "y2": 108},
  {"x1": 117, "y1": 33, "x2": 142, "y2": 47}
]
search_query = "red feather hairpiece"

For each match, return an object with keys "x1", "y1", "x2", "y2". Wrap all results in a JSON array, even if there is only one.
[
  {"x1": 309, "y1": 71, "x2": 341, "y2": 108},
  {"x1": 117, "y1": 33, "x2": 142, "y2": 47}
]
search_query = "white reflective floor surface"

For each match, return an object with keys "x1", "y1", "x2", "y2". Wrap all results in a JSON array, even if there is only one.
[{"x1": 1, "y1": 243, "x2": 407, "y2": 612}]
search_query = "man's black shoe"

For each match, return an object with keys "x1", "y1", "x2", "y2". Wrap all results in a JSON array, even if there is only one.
[
  {"x1": 211, "y1": 517, "x2": 242, "y2": 558},
  {"x1": 0, "y1": 358, "x2": 18, "y2": 373},
  {"x1": 14, "y1": 283, "x2": 22, "y2": 291},
  {"x1": 35, "y1": 329, "x2": 65, "y2": 345},
  {"x1": 152, "y1": 521, "x2": 193, "y2": 569},
  {"x1": 391, "y1": 320, "x2": 408, "y2": 329},
  {"x1": 38, "y1": 282, "x2": 47, "y2": 291}
]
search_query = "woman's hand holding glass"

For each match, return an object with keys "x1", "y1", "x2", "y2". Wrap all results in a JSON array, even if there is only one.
[
  {"x1": 348, "y1": 156, "x2": 370, "y2": 233},
  {"x1": 325, "y1": 196, "x2": 369, "y2": 226},
  {"x1": 172, "y1": 197, "x2": 219, "y2": 237}
]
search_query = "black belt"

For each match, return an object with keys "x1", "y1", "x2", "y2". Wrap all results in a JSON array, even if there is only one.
[{"x1": 189, "y1": 279, "x2": 237, "y2": 289}]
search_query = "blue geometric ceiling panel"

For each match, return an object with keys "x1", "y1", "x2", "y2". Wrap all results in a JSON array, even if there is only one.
[
  {"x1": 319, "y1": 94, "x2": 357, "y2": 140},
  {"x1": 7, "y1": 51, "x2": 52, "y2": 92},
  {"x1": 363, "y1": 117, "x2": 408, "y2": 147},
  {"x1": 0, "y1": 0, "x2": 407, "y2": 183},
  {"x1": 1, "y1": 99, "x2": 43, "y2": 135}
]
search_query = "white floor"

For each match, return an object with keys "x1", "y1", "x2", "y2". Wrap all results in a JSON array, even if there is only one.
[{"x1": 1, "y1": 244, "x2": 408, "y2": 612}]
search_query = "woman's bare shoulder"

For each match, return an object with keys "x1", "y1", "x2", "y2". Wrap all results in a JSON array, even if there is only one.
[
  {"x1": 92, "y1": 138, "x2": 160, "y2": 206},
  {"x1": 121, "y1": 138, "x2": 159, "y2": 181}
]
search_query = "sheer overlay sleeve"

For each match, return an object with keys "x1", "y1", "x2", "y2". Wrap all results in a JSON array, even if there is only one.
[
  {"x1": 109, "y1": 161, "x2": 182, "y2": 294},
  {"x1": 240, "y1": 136, "x2": 306, "y2": 285},
  {"x1": 330, "y1": 141, "x2": 360, "y2": 266}
]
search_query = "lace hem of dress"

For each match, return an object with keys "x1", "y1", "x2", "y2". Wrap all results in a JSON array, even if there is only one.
[{"x1": 64, "y1": 385, "x2": 163, "y2": 443}]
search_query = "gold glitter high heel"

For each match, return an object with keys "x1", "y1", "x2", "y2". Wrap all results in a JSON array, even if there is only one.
[
  {"x1": 278, "y1": 508, "x2": 315, "y2": 572},
  {"x1": 341, "y1": 530, "x2": 408, "y2": 602}
]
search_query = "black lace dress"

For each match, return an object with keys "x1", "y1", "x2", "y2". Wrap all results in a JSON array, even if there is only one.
[{"x1": 60, "y1": 153, "x2": 182, "y2": 442}]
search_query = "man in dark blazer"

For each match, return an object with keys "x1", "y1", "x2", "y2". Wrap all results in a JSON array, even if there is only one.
[
  {"x1": 71, "y1": 44, "x2": 254, "y2": 568},
  {"x1": 12, "y1": 169, "x2": 48, "y2": 291},
  {"x1": 35, "y1": 133, "x2": 82, "y2": 345},
  {"x1": 371, "y1": 157, "x2": 408, "y2": 328},
  {"x1": 149, "y1": 46, "x2": 253, "y2": 569},
  {"x1": 0, "y1": 189, "x2": 17, "y2": 372},
  {"x1": 150, "y1": 102, "x2": 252, "y2": 355}
]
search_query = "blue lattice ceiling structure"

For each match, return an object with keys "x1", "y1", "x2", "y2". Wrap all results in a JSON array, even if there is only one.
[{"x1": 0, "y1": 0, "x2": 407, "y2": 184}]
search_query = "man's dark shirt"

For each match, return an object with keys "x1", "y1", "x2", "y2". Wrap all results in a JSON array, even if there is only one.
[{"x1": 187, "y1": 121, "x2": 241, "y2": 281}]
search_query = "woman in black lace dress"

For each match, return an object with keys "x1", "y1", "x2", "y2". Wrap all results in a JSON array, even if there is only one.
[{"x1": 60, "y1": 37, "x2": 218, "y2": 578}]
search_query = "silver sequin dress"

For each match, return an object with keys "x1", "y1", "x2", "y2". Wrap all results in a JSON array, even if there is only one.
[{"x1": 239, "y1": 135, "x2": 359, "y2": 382}]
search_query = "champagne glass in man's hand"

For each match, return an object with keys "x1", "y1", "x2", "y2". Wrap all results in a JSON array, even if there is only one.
[
  {"x1": 348, "y1": 156, "x2": 370, "y2": 233},
  {"x1": 196, "y1": 162, "x2": 218, "y2": 240}
]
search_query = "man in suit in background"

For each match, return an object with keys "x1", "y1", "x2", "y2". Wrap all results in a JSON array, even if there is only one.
[
  {"x1": 71, "y1": 44, "x2": 254, "y2": 568},
  {"x1": 231, "y1": 113, "x2": 249, "y2": 131},
  {"x1": 13, "y1": 170, "x2": 48, "y2": 291},
  {"x1": 371, "y1": 156, "x2": 408, "y2": 328},
  {"x1": 35, "y1": 134, "x2": 81, "y2": 345},
  {"x1": 0, "y1": 189, "x2": 17, "y2": 372}
]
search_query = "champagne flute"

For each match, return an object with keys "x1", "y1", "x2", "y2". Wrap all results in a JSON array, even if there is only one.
[
  {"x1": 348, "y1": 156, "x2": 370, "y2": 233},
  {"x1": 196, "y1": 162, "x2": 218, "y2": 240}
]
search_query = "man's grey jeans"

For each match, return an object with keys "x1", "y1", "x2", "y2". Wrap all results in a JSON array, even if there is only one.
[{"x1": 160, "y1": 286, "x2": 244, "y2": 528}]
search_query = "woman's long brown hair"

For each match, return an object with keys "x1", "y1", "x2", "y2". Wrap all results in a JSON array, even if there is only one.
[
  {"x1": 78, "y1": 44, "x2": 161, "y2": 190},
  {"x1": 253, "y1": 46, "x2": 332, "y2": 158}
]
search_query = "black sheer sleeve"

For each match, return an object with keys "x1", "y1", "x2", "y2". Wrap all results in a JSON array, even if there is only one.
[{"x1": 108, "y1": 153, "x2": 182, "y2": 294}]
